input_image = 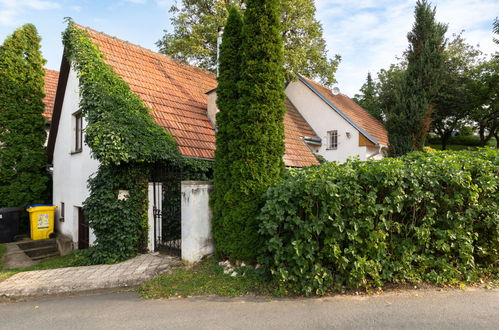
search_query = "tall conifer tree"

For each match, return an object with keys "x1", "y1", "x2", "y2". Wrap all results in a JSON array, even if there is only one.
[
  {"x1": 212, "y1": 6, "x2": 244, "y2": 256},
  {"x1": 386, "y1": 0, "x2": 447, "y2": 155},
  {"x1": 0, "y1": 24, "x2": 49, "y2": 207},
  {"x1": 213, "y1": 0, "x2": 286, "y2": 261},
  {"x1": 354, "y1": 73, "x2": 382, "y2": 121}
]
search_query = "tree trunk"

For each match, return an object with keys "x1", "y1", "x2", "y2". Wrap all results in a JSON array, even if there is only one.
[{"x1": 479, "y1": 125, "x2": 487, "y2": 147}]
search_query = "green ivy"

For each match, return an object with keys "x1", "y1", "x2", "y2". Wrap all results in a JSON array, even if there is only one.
[
  {"x1": 62, "y1": 21, "x2": 188, "y2": 263},
  {"x1": 62, "y1": 21, "x2": 181, "y2": 166},
  {"x1": 259, "y1": 149, "x2": 499, "y2": 295}
]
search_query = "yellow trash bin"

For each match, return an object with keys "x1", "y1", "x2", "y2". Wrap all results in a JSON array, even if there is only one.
[{"x1": 26, "y1": 205, "x2": 57, "y2": 240}]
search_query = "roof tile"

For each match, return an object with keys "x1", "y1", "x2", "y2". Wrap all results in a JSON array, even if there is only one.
[
  {"x1": 43, "y1": 69, "x2": 59, "y2": 120},
  {"x1": 78, "y1": 25, "x2": 318, "y2": 167}
]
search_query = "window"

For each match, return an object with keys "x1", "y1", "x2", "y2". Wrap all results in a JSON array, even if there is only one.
[
  {"x1": 327, "y1": 130, "x2": 338, "y2": 150},
  {"x1": 73, "y1": 112, "x2": 83, "y2": 153},
  {"x1": 60, "y1": 202, "x2": 65, "y2": 222}
]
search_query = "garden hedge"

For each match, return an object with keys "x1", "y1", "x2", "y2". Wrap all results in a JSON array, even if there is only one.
[{"x1": 258, "y1": 149, "x2": 498, "y2": 295}]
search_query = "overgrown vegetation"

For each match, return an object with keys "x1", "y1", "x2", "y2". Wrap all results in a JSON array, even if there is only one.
[
  {"x1": 212, "y1": 0, "x2": 286, "y2": 262},
  {"x1": 259, "y1": 149, "x2": 498, "y2": 295},
  {"x1": 139, "y1": 258, "x2": 271, "y2": 298},
  {"x1": 62, "y1": 21, "x2": 183, "y2": 264},
  {"x1": 158, "y1": 0, "x2": 340, "y2": 85},
  {"x1": 0, "y1": 24, "x2": 49, "y2": 209}
]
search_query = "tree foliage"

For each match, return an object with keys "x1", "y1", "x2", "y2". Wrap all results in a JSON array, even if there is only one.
[
  {"x1": 386, "y1": 0, "x2": 447, "y2": 155},
  {"x1": 157, "y1": 0, "x2": 340, "y2": 85},
  {"x1": 469, "y1": 57, "x2": 499, "y2": 147},
  {"x1": 0, "y1": 24, "x2": 49, "y2": 208},
  {"x1": 212, "y1": 0, "x2": 286, "y2": 262},
  {"x1": 432, "y1": 34, "x2": 483, "y2": 149},
  {"x1": 353, "y1": 73, "x2": 383, "y2": 121}
]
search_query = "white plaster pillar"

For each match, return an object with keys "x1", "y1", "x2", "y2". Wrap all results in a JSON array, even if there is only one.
[{"x1": 181, "y1": 181, "x2": 214, "y2": 263}]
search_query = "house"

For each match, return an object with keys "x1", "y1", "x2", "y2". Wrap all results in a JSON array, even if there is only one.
[{"x1": 47, "y1": 24, "x2": 387, "y2": 248}]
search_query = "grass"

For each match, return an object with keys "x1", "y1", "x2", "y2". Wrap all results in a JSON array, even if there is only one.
[
  {"x1": 138, "y1": 257, "x2": 275, "y2": 299},
  {"x1": 0, "y1": 243, "x2": 85, "y2": 282}
]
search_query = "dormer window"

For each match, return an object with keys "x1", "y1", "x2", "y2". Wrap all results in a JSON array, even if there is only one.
[{"x1": 327, "y1": 130, "x2": 338, "y2": 150}]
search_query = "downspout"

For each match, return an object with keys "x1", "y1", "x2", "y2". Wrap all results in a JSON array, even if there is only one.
[{"x1": 367, "y1": 145, "x2": 384, "y2": 160}]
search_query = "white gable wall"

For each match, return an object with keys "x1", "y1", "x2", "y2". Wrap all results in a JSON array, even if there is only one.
[
  {"x1": 52, "y1": 67, "x2": 99, "y2": 246},
  {"x1": 285, "y1": 80, "x2": 370, "y2": 163}
]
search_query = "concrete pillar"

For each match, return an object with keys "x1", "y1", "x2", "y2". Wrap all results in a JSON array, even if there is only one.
[{"x1": 181, "y1": 181, "x2": 214, "y2": 263}]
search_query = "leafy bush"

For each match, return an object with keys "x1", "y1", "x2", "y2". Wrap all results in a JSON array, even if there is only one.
[{"x1": 259, "y1": 149, "x2": 499, "y2": 295}]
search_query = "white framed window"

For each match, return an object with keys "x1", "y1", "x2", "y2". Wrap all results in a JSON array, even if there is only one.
[
  {"x1": 327, "y1": 130, "x2": 338, "y2": 150},
  {"x1": 73, "y1": 111, "x2": 83, "y2": 153}
]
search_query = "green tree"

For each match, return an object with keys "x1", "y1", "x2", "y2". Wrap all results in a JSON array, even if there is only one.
[
  {"x1": 432, "y1": 34, "x2": 482, "y2": 149},
  {"x1": 212, "y1": 6, "x2": 244, "y2": 257},
  {"x1": 213, "y1": 0, "x2": 286, "y2": 261},
  {"x1": 0, "y1": 24, "x2": 49, "y2": 208},
  {"x1": 157, "y1": 0, "x2": 340, "y2": 85},
  {"x1": 469, "y1": 57, "x2": 498, "y2": 147},
  {"x1": 353, "y1": 72, "x2": 382, "y2": 121},
  {"x1": 386, "y1": 0, "x2": 447, "y2": 155}
]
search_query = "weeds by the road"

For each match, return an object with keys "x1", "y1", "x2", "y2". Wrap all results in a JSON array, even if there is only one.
[{"x1": 139, "y1": 257, "x2": 275, "y2": 299}]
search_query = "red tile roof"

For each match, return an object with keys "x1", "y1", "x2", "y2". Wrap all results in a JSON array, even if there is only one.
[
  {"x1": 43, "y1": 69, "x2": 59, "y2": 120},
  {"x1": 299, "y1": 75, "x2": 389, "y2": 146},
  {"x1": 78, "y1": 24, "x2": 318, "y2": 167}
]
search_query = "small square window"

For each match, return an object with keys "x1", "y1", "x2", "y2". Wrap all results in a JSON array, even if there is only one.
[
  {"x1": 327, "y1": 130, "x2": 338, "y2": 150},
  {"x1": 73, "y1": 112, "x2": 83, "y2": 153}
]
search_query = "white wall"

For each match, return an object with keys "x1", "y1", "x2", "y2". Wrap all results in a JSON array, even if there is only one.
[
  {"x1": 52, "y1": 67, "x2": 99, "y2": 247},
  {"x1": 181, "y1": 181, "x2": 214, "y2": 263},
  {"x1": 286, "y1": 80, "x2": 369, "y2": 163}
]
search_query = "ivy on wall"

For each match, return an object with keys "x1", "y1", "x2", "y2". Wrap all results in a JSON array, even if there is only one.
[{"x1": 62, "y1": 20, "x2": 186, "y2": 263}]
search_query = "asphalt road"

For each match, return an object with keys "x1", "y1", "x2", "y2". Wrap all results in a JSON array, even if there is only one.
[{"x1": 0, "y1": 288, "x2": 497, "y2": 329}]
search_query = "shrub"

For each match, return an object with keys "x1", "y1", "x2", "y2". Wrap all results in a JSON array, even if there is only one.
[{"x1": 258, "y1": 149, "x2": 499, "y2": 295}]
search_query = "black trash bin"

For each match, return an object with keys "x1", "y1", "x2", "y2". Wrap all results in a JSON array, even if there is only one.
[{"x1": 0, "y1": 207, "x2": 23, "y2": 243}]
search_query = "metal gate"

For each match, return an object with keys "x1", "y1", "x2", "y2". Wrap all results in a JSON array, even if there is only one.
[{"x1": 150, "y1": 164, "x2": 182, "y2": 256}]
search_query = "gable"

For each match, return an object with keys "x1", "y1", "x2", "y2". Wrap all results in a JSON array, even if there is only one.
[{"x1": 296, "y1": 74, "x2": 389, "y2": 146}]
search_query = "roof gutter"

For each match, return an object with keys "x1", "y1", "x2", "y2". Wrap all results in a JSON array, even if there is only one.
[{"x1": 295, "y1": 73, "x2": 379, "y2": 146}]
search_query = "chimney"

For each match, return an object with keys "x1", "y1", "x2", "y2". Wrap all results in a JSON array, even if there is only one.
[
  {"x1": 216, "y1": 26, "x2": 224, "y2": 77},
  {"x1": 206, "y1": 88, "x2": 219, "y2": 128}
]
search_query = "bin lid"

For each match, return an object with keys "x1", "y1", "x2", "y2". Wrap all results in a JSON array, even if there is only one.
[
  {"x1": 0, "y1": 207, "x2": 23, "y2": 213},
  {"x1": 26, "y1": 204, "x2": 55, "y2": 209}
]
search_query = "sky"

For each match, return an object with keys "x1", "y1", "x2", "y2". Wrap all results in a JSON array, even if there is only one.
[{"x1": 0, "y1": 0, "x2": 498, "y2": 97}]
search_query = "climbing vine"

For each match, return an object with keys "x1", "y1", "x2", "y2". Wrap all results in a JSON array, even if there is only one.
[{"x1": 62, "y1": 21, "x2": 186, "y2": 263}]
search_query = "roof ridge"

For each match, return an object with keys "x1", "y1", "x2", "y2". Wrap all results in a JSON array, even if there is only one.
[{"x1": 73, "y1": 23, "x2": 216, "y2": 78}]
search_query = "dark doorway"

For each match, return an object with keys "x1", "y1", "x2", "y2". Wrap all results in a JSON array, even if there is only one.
[
  {"x1": 150, "y1": 163, "x2": 182, "y2": 256},
  {"x1": 78, "y1": 207, "x2": 89, "y2": 249}
]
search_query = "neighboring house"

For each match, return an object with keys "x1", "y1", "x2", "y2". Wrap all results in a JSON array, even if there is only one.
[
  {"x1": 43, "y1": 69, "x2": 59, "y2": 145},
  {"x1": 47, "y1": 24, "x2": 387, "y2": 248},
  {"x1": 286, "y1": 75, "x2": 389, "y2": 162}
]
